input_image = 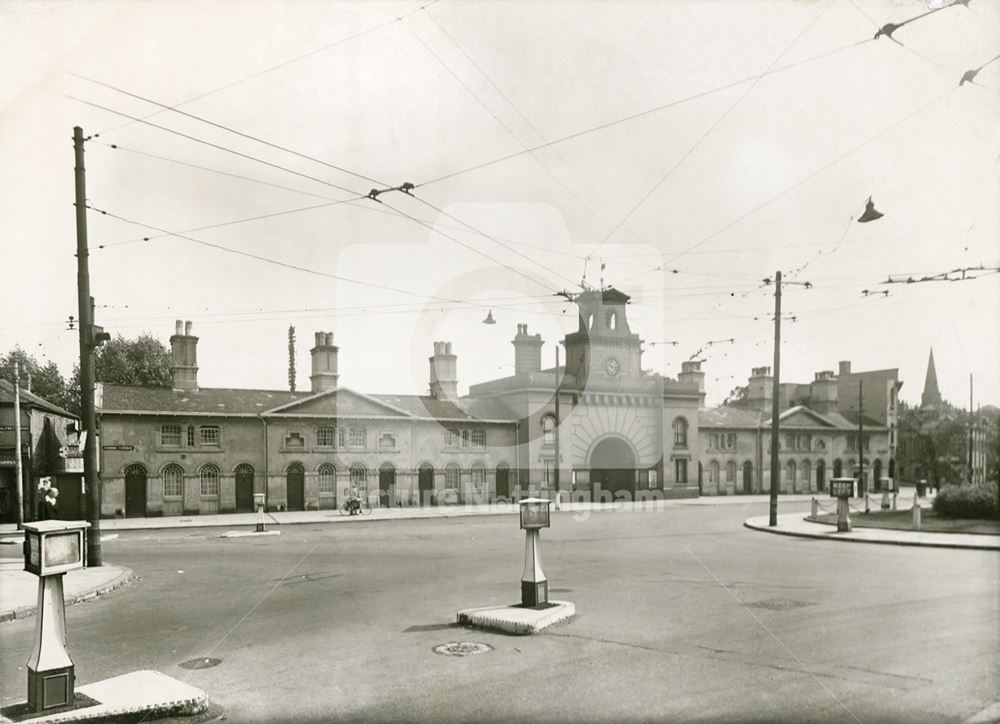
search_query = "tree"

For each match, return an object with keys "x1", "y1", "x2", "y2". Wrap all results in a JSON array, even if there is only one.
[
  {"x1": 69, "y1": 333, "x2": 172, "y2": 389},
  {"x1": 1, "y1": 347, "x2": 73, "y2": 413},
  {"x1": 723, "y1": 384, "x2": 749, "y2": 407}
]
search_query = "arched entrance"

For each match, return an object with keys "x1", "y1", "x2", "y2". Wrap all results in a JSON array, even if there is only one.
[
  {"x1": 379, "y1": 463, "x2": 396, "y2": 508},
  {"x1": 816, "y1": 459, "x2": 826, "y2": 491},
  {"x1": 418, "y1": 463, "x2": 435, "y2": 506},
  {"x1": 742, "y1": 461, "x2": 753, "y2": 493},
  {"x1": 235, "y1": 464, "x2": 254, "y2": 512},
  {"x1": 286, "y1": 463, "x2": 305, "y2": 511},
  {"x1": 496, "y1": 463, "x2": 510, "y2": 500},
  {"x1": 589, "y1": 436, "x2": 637, "y2": 498},
  {"x1": 124, "y1": 463, "x2": 148, "y2": 518}
]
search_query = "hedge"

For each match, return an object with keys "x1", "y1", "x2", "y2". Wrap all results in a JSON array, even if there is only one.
[{"x1": 932, "y1": 482, "x2": 999, "y2": 520}]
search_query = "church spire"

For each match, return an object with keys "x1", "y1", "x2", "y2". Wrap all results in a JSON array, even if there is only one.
[{"x1": 921, "y1": 348, "x2": 942, "y2": 409}]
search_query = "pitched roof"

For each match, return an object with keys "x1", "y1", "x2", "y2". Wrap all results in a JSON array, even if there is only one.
[
  {"x1": 0, "y1": 379, "x2": 76, "y2": 418},
  {"x1": 372, "y1": 394, "x2": 518, "y2": 422},
  {"x1": 98, "y1": 384, "x2": 308, "y2": 415},
  {"x1": 699, "y1": 406, "x2": 765, "y2": 429}
]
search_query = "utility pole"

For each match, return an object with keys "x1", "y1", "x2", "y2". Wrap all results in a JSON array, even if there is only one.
[
  {"x1": 554, "y1": 346, "x2": 561, "y2": 499},
  {"x1": 75, "y1": 126, "x2": 107, "y2": 567},
  {"x1": 768, "y1": 271, "x2": 782, "y2": 527},
  {"x1": 859, "y1": 380, "x2": 866, "y2": 512},
  {"x1": 968, "y1": 373, "x2": 973, "y2": 484},
  {"x1": 13, "y1": 361, "x2": 25, "y2": 528}
]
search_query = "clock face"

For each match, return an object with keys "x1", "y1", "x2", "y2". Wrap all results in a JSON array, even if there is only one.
[{"x1": 603, "y1": 356, "x2": 621, "y2": 377}]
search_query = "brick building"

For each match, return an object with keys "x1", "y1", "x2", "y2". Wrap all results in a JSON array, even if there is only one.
[{"x1": 96, "y1": 289, "x2": 702, "y2": 517}]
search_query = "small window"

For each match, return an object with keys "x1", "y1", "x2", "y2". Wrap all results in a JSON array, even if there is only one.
[
  {"x1": 338, "y1": 428, "x2": 347, "y2": 448},
  {"x1": 161, "y1": 424, "x2": 181, "y2": 446},
  {"x1": 200, "y1": 465, "x2": 220, "y2": 497},
  {"x1": 350, "y1": 464, "x2": 367, "y2": 490},
  {"x1": 186, "y1": 425, "x2": 195, "y2": 447},
  {"x1": 471, "y1": 463, "x2": 485, "y2": 492},
  {"x1": 470, "y1": 429, "x2": 486, "y2": 448},
  {"x1": 542, "y1": 415, "x2": 556, "y2": 446},
  {"x1": 461, "y1": 430, "x2": 470, "y2": 448},
  {"x1": 675, "y1": 459, "x2": 688, "y2": 484},
  {"x1": 445, "y1": 429, "x2": 460, "y2": 447},
  {"x1": 319, "y1": 464, "x2": 336, "y2": 493},
  {"x1": 709, "y1": 433, "x2": 719, "y2": 450},
  {"x1": 726, "y1": 433, "x2": 736, "y2": 450},
  {"x1": 445, "y1": 463, "x2": 461, "y2": 488},
  {"x1": 648, "y1": 469, "x2": 658, "y2": 489},
  {"x1": 317, "y1": 427, "x2": 336, "y2": 447},
  {"x1": 608, "y1": 311, "x2": 617, "y2": 330},
  {"x1": 163, "y1": 464, "x2": 184, "y2": 497},
  {"x1": 349, "y1": 428, "x2": 367, "y2": 449},
  {"x1": 672, "y1": 417, "x2": 688, "y2": 447},
  {"x1": 200, "y1": 426, "x2": 220, "y2": 446}
]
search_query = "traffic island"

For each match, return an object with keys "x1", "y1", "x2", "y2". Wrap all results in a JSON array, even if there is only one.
[
  {"x1": 456, "y1": 600, "x2": 576, "y2": 635},
  {"x1": 0, "y1": 670, "x2": 208, "y2": 723}
]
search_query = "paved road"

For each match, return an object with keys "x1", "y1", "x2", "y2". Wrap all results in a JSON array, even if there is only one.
[{"x1": 1, "y1": 500, "x2": 997, "y2": 723}]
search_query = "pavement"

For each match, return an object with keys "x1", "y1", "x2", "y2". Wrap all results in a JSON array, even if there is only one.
[{"x1": 4, "y1": 492, "x2": 982, "y2": 625}]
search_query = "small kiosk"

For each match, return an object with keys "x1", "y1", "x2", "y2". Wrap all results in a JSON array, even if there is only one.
[
  {"x1": 519, "y1": 498, "x2": 551, "y2": 607},
  {"x1": 22, "y1": 520, "x2": 90, "y2": 713},
  {"x1": 829, "y1": 478, "x2": 855, "y2": 533}
]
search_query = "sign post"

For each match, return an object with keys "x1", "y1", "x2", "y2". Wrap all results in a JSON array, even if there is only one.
[
  {"x1": 519, "y1": 498, "x2": 551, "y2": 607},
  {"x1": 830, "y1": 478, "x2": 854, "y2": 533},
  {"x1": 22, "y1": 520, "x2": 90, "y2": 713},
  {"x1": 254, "y1": 493, "x2": 266, "y2": 533},
  {"x1": 879, "y1": 477, "x2": 893, "y2": 511}
]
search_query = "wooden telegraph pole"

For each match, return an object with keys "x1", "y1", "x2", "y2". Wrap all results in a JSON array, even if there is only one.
[
  {"x1": 768, "y1": 271, "x2": 782, "y2": 527},
  {"x1": 74, "y1": 126, "x2": 108, "y2": 566}
]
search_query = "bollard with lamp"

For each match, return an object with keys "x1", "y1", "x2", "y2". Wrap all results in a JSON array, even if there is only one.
[
  {"x1": 22, "y1": 520, "x2": 91, "y2": 713},
  {"x1": 519, "y1": 498, "x2": 551, "y2": 607},
  {"x1": 879, "y1": 477, "x2": 893, "y2": 511},
  {"x1": 254, "y1": 492, "x2": 267, "y2": 533},
  {"x1": 829, "y1": 477, "x2": 855, "y2": 532}
]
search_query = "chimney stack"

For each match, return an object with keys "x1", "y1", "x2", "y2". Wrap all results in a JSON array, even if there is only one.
[
  {"x1": 747, "y1": 366, "x2": 773, "y2": 411},
  {"x1": 810, "y1": 370, "x2": 839, "y2": 413},
  {"x1": 678, "y1": 360, "x2": 705, "y2": 393},
  {"x1": 310, "y1": 332, "x2": 339, "y2": 393},
  {"x1": 429, "y1": 341, "x2": 458, "y2": 399},
  {"x1": 170, "y1": 319, "x2": 199, "y2": 391},
  {"x1": 838, "y1": 360, "x2": 852, "y2": 376},
  {"x1": 512, "y1": 323, "x2": 543, "y2": 376}
]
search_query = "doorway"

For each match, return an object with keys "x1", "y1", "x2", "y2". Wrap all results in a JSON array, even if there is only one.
[
  {"x1": 124, "y1": 464, "x2": 147, "y2": 518},
  {"x1": 496, "y1": 463, "x2": 510, "y2": 500},
  {"x1": 590, "y1": 437, "x2": 637, "y2": 499},
  {"x1": 418, "y1": 464, "x2": 434, "y2": 506},
  {"x1": 742, "y1": 461, "x2": 753, "y2": 493},
  {"x1": 379, "y1": 463, "x2": 396, "y2": 508},
  {"x1": 286, "y1": 463, "x2": 305, "y2": 511},
  {"x1": 235, "y1": 464, "x2": 255, "y2": 512}
]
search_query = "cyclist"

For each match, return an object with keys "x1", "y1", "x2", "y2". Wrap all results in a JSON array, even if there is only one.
[{"x1": 348, "y1": 487, "x2": 362, "y2": 515}]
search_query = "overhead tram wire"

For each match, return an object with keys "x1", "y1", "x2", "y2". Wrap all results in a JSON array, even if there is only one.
[
  {"x1": 91, "y1": 1, "x2": 438, "y2": 138},
  {"x1": 372, "y1": 197, "x2": 561, "y2": 295},
  {"x1": 412, "y1": 36, "x2": 872, "y2": 190},
  {"x1": 586, "y1": 0, "x2": 838, "y2": 263},
  {"x1": 84, "y1": 204, "x2": 492, "y2": 309},
  {"x1": 64, "y1": 95, "x2": 368, "y2": 198},
  {"x1": 658, "y1": 84, "x2": 959, "y2": 269},
  {"x1": 412, "y1": 10, "x2": 650, "y2": 251},
  {"x1": 69, "y1": 73, "x2": 387, "y2": 187}
]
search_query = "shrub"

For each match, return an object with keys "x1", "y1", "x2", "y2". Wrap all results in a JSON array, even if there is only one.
[{"x1": 932, "y1": 482, "x2": 999, "y2": 520}]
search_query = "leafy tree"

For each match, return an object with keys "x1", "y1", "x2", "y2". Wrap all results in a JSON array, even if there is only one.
[
  {"x1": 1, "y1": 347, "x2": 73, "y2": 413},
  {"x1": 66, "y1": 333, "x2": 172, "y2": 393},
  {"x1": 723, "y1": 384, "x2": 749, "y2": 407}
]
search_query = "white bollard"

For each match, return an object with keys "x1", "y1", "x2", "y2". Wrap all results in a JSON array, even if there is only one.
[
  {"x1": 811, "y1": 498, "x2": 818, "y2": 518},
  {"x1": 912, "y1": 499, "x2": 922, "y2": 530}
]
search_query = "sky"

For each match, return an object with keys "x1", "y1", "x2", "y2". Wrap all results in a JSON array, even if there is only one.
[{"x1": 1, "y1": 0, "x2": 998, "y2": 409}]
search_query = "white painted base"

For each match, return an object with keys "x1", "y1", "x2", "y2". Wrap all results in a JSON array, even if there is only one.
[{"x1": 456, "y1": 600, "x2": 575, "y2": 635}]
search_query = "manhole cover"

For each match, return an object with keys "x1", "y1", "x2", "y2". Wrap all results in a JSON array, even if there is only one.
[
  {"x1": 179, "y1": 657, "x2": 222, "y2": 670},
  {"x1": 745, "y1": 598, "x2": 817, "y2": 611},
  {"x1": 432, "y1": 642, "x2": 493, "y2": 657}
]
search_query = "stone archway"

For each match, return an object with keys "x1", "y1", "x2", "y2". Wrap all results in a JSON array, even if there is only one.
[
  {"x1": 124, "y1": 463, "x2": 148, "y2": 518},
  {"x1": 589, "y1": 436, "x2": 637, "y2": 498}
]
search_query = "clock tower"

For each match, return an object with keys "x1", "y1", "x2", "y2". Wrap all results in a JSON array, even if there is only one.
[{"x1": 563, "y1": 288, "x2": 643, "y2": 388}]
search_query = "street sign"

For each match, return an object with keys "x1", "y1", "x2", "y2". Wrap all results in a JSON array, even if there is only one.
[
  {"x1": 101, "y1": 444, "x2": 134, "y2": 451},
  {"x1": 830, "y1": 478, "x2": 855, "y2": 499}
]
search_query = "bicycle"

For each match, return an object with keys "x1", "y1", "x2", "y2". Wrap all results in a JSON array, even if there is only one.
[{"x1": 339, "y1": 497, "x2": 372, "y2": 516}]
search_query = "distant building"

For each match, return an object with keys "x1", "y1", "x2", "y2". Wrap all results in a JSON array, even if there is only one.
[
  {"x1": 0, "y1": 379, "x2": 82, "y2": 523},
  {"x1": 699, "y1": 364, "x2": 898, "y2": 495},
  {"x1": 96, "y1": 289, "x2": 702, "y2": 518}
]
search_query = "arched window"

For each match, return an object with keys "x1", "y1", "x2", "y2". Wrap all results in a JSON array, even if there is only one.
[
  {"x1": 200, "y1": 464, "x2": 220, "y2": 497},
  {"x1": 471, "y1": 463, "x2": 486, "y2": 493},
  {"x1": 801, "y1": 461, "x2": 812, "y2": 487},
  {"x1": 709, "y1": 460, "x2": 720, "y2": 483},
  {"x1": 163, "y1": 464, "x2": 184, "y2": 498},
  {"x1": 726, "y1": 433, "x2": 737, "y2": 450},
  {"x1": 608, "y1": 311, "x2": 617, "y2": 330},
  {"x1": 349, "y1": 463, "x2": 367, "y2": 491},
  {"x1": 587, "y1": 313, "x2": 595, "y2": 330},
  {"x1": 542, "y1": 414, "x2": 556, "y2": 446},
  {"x1": 319, "y1": 464, "x2": 336, "y2": 494},
  {"x1": 445, "y1": 463, "x2": 461, "y2": 488},
  {"x1": 726, "y1": 461, "x2": 737, "y2": 483},
  {"x1": 833, "y1": 459, "x2": 843, "y2": 478},
  {"x1": 673, "y1": 417, "x2": 688, "y2": 447},
  {"x1": 786, "y1": 460, "x2": 796, "y2": 485}
]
